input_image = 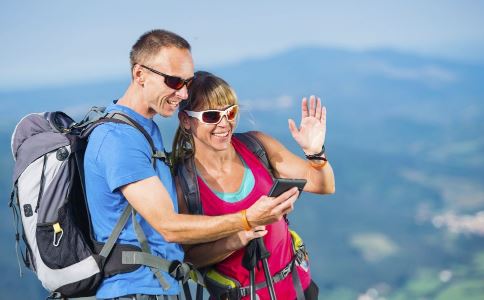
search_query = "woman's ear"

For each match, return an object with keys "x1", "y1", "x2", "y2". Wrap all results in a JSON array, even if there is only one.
[{"x1": 178, "y1": 111, "x2": 191, "y2": 130}]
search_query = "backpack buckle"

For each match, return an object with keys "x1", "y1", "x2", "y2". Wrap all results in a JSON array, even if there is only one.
[
  {"x1": 52, "y1": 223, "x2": 64, "y2": 247},
  {"x1": 169, "y1": 260, "x2": 192, "y2": 282}
]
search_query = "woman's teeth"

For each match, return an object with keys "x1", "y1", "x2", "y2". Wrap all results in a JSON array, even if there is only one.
[{"x1": 213, "y1": 132, "x2": 229, "y2": 137}]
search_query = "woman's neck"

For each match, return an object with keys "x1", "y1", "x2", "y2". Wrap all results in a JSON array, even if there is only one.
[
  {"x1": 194, "y1": 139, "x2": 246, "y2": 193},
  {"x1": 193, "y1": 141, "x2": 240, "y2": 179}
]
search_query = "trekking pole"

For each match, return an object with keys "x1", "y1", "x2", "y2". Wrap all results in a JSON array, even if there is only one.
[
  {"x1": 249, "y1": 268, "x2": 256, "y2": 300},
  {"x1": 243, "y1": 238, "x2": 277, "y2": 300},
  {"x1": 243, "y1": 239, "x2": 259, "y2": 300},
  {"x1": 256, "y1": 238, "x2": 277, "y2": 300}
]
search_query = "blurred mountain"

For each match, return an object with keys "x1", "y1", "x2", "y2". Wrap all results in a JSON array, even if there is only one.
[{"x1": 1, "y1": 47, "x2": 483, "y2": 299}]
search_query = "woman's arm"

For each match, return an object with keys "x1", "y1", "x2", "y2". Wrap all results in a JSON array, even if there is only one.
[{"x1": 253, "y1": 96, "x2": 335, "y2": 195}]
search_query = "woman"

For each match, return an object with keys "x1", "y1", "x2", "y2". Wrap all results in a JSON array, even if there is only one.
[{"x1": 173, "y1": 71, "x2": 335, "y2": 300}]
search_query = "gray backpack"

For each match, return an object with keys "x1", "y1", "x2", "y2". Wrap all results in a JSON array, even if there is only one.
[{"x1": 10, "y1": 108, "x2": 192, "y2": 299}]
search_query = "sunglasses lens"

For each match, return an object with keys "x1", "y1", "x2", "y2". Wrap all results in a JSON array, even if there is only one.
[
  {"x1": 165, "y1": 77, "x2": 184, "y2": 90},
  {"x1": 202, "y1": 111, "x2": 222, "y2": 124},
  {"x1": 186, "y1": 78, "x2": 194, "y2": 89},
  {"x1": 227, "y1": 106, "x2": 238, "y2": 121}
]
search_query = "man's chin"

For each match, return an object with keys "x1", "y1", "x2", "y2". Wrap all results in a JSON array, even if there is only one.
[
  {"x1": 158, "y1": 102, "x2": 180, "y2": 117},
  {"x1": 158, "y1": 111, "x2": 175, "y2": 118},
  {"x1": 157, "y1": 106, "x2": 178, "y2": 118}
]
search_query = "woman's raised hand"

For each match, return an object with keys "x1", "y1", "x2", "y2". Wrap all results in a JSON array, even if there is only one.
[{"x1": 288, "y1": 95, "x2": 326, "y2": 155}]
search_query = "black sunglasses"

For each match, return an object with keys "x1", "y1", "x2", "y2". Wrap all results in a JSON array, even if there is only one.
[{"x1": 140, "y1": 64, "x2": 194, "y2": 90}]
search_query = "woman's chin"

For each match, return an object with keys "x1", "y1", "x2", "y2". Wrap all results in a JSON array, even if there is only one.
[{"x1": 210, "y1": 134, "x2": 232, "y2": 150}]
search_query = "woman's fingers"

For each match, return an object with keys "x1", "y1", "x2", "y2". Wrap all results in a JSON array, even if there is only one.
[
  {"x1": 315, "y1": 97, "x2": 322, "y2": 120},
  {"x1": 302, "y1": 95, "x2": 323, "y2": 121},
  {"x1": 253, "y1": 225, "x2": 266, "y2": 232},
  {"x1": 288, "y1": 118, "x2": 301, "y2": 143},
  {"x1": 248, "y1": 227, "x2": 268, "y2": 239},
  {"x1": 309, "y1": 95, "x2": 316, "y2": 117},
  {"x1": 301, "y1": 97, "x2": 308, "y2": 119},
  {"x1": 273, "y1": 187, "x2": 298, "y2": 215},
  {"x1": 241, "y1": 227, "x2": 268, "y2": 245}
]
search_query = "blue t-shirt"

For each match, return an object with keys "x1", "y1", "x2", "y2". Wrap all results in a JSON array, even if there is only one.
[{"x1": 84, "y1": 103, "x2": 183, "y2": 299}]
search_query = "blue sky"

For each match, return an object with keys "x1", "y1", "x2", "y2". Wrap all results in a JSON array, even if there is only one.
[{"x1": 1, "y1": 0, "x2": 483, "y2": 90}]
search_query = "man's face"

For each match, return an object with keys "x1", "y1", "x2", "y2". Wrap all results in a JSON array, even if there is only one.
[{"x1": 141, "y1": 47, "x2": 194, "y2": 117}]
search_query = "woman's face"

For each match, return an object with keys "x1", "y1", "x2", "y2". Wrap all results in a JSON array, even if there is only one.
[{"x1": 184, "y1": 104, "x2": 238, "y2": 153}]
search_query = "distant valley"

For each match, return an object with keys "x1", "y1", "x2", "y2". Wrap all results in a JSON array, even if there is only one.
[{"x1": 1, "y1": 46, "x2": 483, "y2": 299}]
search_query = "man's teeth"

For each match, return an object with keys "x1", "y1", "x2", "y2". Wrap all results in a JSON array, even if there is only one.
[{"x1": 167, "y1": 100, "x2": 178, "y2": 105}]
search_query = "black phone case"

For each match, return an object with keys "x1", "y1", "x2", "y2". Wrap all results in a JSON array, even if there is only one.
[{"x1": 268, "y1": 178, "x2": 307, "y2": 197}]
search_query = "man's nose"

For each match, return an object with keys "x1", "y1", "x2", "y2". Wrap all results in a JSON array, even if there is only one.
[{"x1": 175, "y1": 85, "x2": 189, "y2": 100}]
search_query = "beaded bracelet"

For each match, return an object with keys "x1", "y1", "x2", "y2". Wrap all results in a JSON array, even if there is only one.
[{"x1": 305, "y1": 145, "x2": 326, "y2": 160}]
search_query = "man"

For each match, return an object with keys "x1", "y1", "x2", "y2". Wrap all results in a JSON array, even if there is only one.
[{"x1": 84, "y1": 29, "x2": 299, "y2": 299}]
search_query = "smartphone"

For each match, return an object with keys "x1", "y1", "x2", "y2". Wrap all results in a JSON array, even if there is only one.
[{"x1": 268, "y1": 178, "x2": 307, "y2": 197}]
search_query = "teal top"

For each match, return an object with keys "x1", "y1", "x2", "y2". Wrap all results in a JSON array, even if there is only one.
[{"x1": 200, "y1": 156, "x2": 255, "y2": 203}]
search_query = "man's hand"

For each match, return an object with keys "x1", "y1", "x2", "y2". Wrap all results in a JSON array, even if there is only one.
[{"x1": 246, "y1": 187, "x2": 299, "y2": 227}]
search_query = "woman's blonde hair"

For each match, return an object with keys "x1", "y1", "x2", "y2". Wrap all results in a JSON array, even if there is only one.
[{"x1": 172, "y1": 71, "x2": 238, "y2": 169}]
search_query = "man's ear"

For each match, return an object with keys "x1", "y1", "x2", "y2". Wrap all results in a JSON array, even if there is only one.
[{"x1": 132, "y1": 64, "x2": 144, "y2": 86}]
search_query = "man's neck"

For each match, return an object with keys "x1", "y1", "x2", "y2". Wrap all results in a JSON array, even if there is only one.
[{"x1": 117, "y1": 83, "x2": 154, "y2": 119}]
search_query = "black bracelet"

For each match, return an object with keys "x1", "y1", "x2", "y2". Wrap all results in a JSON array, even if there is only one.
[{"x1": 305, "y1": 145, "x2": 326, "y2": 160}]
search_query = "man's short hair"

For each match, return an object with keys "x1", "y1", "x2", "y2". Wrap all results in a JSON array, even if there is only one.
[{"x1": 130, "y1": 29, "x2": 191, "y2": 70}]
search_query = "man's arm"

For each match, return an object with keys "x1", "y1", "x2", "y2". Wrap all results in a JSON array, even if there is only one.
[
  {"x1": 182, "y1": 228, "x2": 266, "y2": 267},
  {"x1": 176, "y1": 185, "x2": 267, "y2": 267},
  {"x1": 120, "y1": 176, "x2": 298, "y2": 244}
]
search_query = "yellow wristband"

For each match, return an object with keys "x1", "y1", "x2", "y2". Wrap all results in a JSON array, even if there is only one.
[{"x1": 240, "y1": 209, "x2": 252, "y2": 231}]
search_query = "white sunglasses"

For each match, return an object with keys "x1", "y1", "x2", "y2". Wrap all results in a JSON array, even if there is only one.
[{"x1": 184, "y1": 105, "x2": 239, "y2": 124}]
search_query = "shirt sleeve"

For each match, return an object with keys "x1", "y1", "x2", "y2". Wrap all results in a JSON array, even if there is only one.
[{"x1": 96, "y1": 124, "x2": 157, "y2": 192}]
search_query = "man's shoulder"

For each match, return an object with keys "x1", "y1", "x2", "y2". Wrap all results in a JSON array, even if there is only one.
[
  {"x1": 86, "y1": 122, "x2": 151, "y2": 159},
  {"x1": 90, "y1": 122, "x2": 147, "y2": 144}
]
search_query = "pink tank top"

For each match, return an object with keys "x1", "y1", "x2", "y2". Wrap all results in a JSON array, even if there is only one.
[{"x1": 198, "y1": 137, "x2": 311, "y2": 300}]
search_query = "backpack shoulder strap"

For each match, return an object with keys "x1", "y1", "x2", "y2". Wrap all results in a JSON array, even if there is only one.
[
  {"x1": 75, "y1": 111, "x2": 164, "y2": 207},
  {"x1": 80, "y1": 111, "x2": 190, "y2": 291},
  {"x1": 81, "y1": 112, "x2": 168, "y2": 167},
  {"x1": 178, "y1": 131, "x2": 274, "y2": 216},
  {"x1": 233, "y1": 131, "x2": 273, "y2": 176},
  {"x1": 108, "y1": 112, "x2": 170, "y2": 166},
  {"x1": 177, "y1": 156, "x2": 202, "y2": 215},
  {"x1": 235, "y1": 132, "x2": 290, "y2": 225}
]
